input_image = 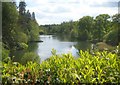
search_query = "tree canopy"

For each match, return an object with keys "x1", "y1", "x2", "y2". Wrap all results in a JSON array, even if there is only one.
[
  {"x1": 2, "y1": 1, "x2": 40, "y2": 63},
  {"x1": 41, "y1": 14, "x2": 119, "y2": 45}
]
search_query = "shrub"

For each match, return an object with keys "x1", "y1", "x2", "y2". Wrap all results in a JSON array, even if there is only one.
[
  {"x1": 2, "y1": 46, "x2": 10, "y2": 62},
  {"x1": 2, "y1": 51, "x2": 120, "y2": 84},
  {"x1": 21, "y1": 52, "x2": 40, "y2": 65}
]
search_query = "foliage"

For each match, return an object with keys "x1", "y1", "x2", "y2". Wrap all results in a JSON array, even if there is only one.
[
  {"x1": 78, "y1": 16, "x2": 94, "y2": 40},
  {"x1": 105, "y1": 29, "x2": 118, "y2": 46},
  {"x1": 2, "y1": 51, "x2": 120, "y2": 84},
  {"x1": 104, "y1": 14, "x2": 120, "y2": 46},
  {"x1": 93, "y1": 14, "x2": 111, "y2": 41},
  {"x1": 16, "y1": 32, "x2": 28, "y2": 44},
  {"x1": 2, "y1": 1, "x2": 120, "y2": 84},
  {"x1": 42, "y1": 14, "x2": 119, "y2": 45},
  {"x1": 2, "y1": 2, "x2": 19, "y2": 50},
  {"x1": 21, "y1": 52, "x2": 40, "y2": 65},
  {"x1": 2, "y1": 1, "x2": 40, "y2": 62},
  {"x1": 2, "y1": 46, "x2": 10, "y2": 62},
  {"x1": 29, "y1": 21, "x2": 39, "y2": 41},
  {"x1": 19, "y1": 1, "x2": 26, "y2": 15}
]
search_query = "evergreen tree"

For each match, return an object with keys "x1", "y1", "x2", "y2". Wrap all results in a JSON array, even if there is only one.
[
  {"x1": 32, "y1": 12, "x2": 35, "y2": 20},
  {"x1": 19, "y1": 0, "x2": 26, "y2": 15},
  {"x1": 26, "y1": 10, "x2": 31, "y2": 19}
]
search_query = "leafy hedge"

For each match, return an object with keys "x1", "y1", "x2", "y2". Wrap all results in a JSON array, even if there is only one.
[{"x1": 2, "y1": 51, "x2": 120, "y2": 84}]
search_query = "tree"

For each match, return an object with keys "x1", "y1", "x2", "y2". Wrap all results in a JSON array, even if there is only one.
[
  {"x1": 94, "y1": 14, "x2": 110, "y2": 41},
  {"x1": 2, "y1": 2, "x2": 18, "y2": 50},
  {"x1": 2, "y1": 1, "x2": 40, "y2": 62},
  {"x1": 105, "y1": 29, "x2": 118, "y2": 45},
  {"x1": 18, "y1": 1, "x2": 39, "y2": 42},
  {"x1": 78, "y1": 16, "x2": 94, "y2": 41},
  {"x1": 29, "y1": 20, "x2": 39, "y2": 41},
  {"x1": 105, "y1": 14, "x2": 120, "y2": 45},
  {"x1": 32, "y1": 12, "x2": 35, "y2": 20},
  {"x1": 19, "y1": 0, "x2": 26, "y2": 15},
  {"x1": 26, "y1": 10, "x2": 31, "y2": 19}
]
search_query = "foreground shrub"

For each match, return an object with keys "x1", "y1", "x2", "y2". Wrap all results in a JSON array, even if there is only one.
[{"x1": 2, "y1": 51, "x2": 120, "y2": 84}]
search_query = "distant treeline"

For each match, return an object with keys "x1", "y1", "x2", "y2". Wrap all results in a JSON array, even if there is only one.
[{"x1": 40, "y1": 14, "x2": 120, "y2": 46}]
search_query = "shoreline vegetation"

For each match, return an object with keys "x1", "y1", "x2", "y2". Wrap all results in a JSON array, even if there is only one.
[
  {"x1": 1, "y1": 0, "x2": 120, "y2": 84},
  {"x1": 29, "y1": 40, "x2": 43, "y2": 43}
]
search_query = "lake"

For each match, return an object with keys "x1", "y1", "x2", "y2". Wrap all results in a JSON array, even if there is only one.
[{"x1": 37, "y1": 35, "x2": 92, "y2": 62}]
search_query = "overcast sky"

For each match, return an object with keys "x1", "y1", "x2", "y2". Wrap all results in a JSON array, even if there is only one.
[{"x1": 17, "y1": 0, "x2": 119, "y2": 25}]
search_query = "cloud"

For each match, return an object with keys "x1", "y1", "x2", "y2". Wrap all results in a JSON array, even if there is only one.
[
  {"x1": 17, "y1": 0, "x2": 119, "y2": 25},
  {"x1": 41, "y1": 6, "x2": 70, "y2": 13},
  {"x1": 91, "y1": 2, "x2": 118, "y2": 7}
]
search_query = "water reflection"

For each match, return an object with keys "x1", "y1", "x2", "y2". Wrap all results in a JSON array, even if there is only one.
[
  {"x1": 37, "y1": 35, "x2": 78, "y2": 61},
  {"x1": 74, "y1": 42, "x2": 92, "y2": 51},
  {"x1": 13, "y1": 35, "x2": 93, "y2": 62}
]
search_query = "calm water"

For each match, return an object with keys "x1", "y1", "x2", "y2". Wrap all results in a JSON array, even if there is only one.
[{"x1": 37, "y1": 35, "x2": 92, "y2": 62}]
